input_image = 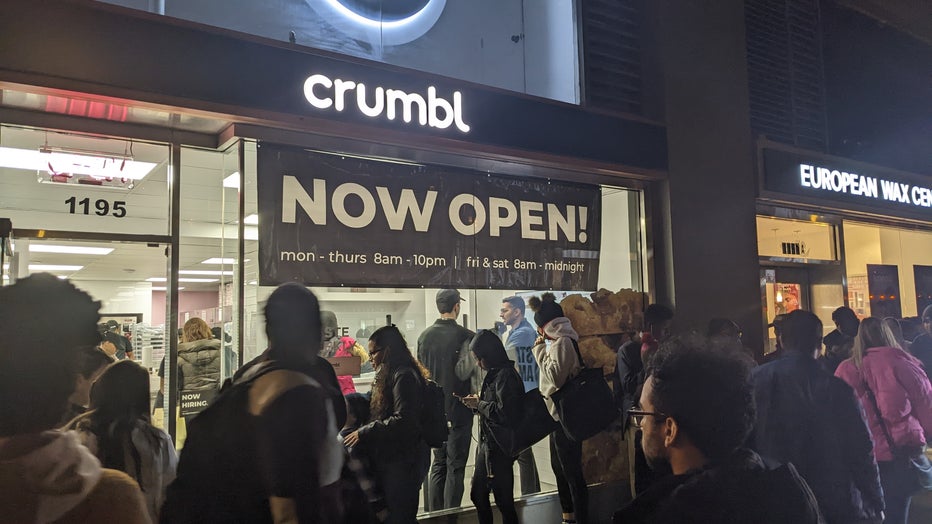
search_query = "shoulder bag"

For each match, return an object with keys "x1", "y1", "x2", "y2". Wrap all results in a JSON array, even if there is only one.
[
  {"x1": 862, "y1": 377, "x2": 932, "y2": 492},
  {"x1": 549, "y1": 339, "x2": 619, "y2": 442},
  {"x1": 486, "y1": 386, "x2": 560, "y2": 457}
]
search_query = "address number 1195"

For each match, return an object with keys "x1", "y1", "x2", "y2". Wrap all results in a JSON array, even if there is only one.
[{"x1": 65, "y1": 197, "x2": 127, "y2": 218}]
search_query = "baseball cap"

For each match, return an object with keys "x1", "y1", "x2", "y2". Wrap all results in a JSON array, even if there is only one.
[
  {"x1": 436, "y1": 289, "x2": 465, "y2": 311},
  {"x1": 106, "y1": 319, "x2": 120, "y2": 330}
]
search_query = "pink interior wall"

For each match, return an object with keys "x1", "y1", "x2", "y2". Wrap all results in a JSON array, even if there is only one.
[{"x1": 150, "y1": 291, "x2": 219, "y2": 326}]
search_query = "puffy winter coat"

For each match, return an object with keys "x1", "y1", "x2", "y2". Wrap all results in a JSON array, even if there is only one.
[
  {"x1": 531, "y1": 317, "x2": 582, "y2": 420},
  {"x1": 177, "y1": 338, "x2": 222, "y2": 392},
  {"x1": 835, "y1": 346, "x2": 932, "y2": 461}
]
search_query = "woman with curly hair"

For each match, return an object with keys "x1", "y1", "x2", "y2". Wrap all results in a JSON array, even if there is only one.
[{"x1": 343, "y1": 325, "x2": 431, "y2": 523}]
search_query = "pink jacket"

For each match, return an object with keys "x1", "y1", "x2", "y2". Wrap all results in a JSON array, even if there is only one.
[{"x1": 835, "y1": 346, "x2": 932, "y2": 461}]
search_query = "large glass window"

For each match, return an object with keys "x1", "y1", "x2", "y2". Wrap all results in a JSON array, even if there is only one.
[
  {"x1": 240, "y1": 142, "x2": 644, "y2": 511},
  {"x1": 97, "y1": 0, "x2": 580, "y2": 103},
  {"x1": 843, "y1": 221, "x2": 932, "y2": 321}
]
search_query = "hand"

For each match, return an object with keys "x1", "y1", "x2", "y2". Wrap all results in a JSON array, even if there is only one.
[
  {"x1": 343, "y1": 430, "x2": 360, "y2": 447},
  {"x1": 461, "y1": 394, "x2": 479, "y2": 410}
]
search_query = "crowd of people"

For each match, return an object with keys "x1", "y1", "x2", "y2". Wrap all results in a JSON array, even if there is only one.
[{"x1": 1, "y1": 273, "x2": 931, "y2": 523}]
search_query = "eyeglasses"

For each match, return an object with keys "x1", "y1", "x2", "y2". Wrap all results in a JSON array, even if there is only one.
[{"x1": 628, "y1": 408, "x2": 668, "y2": 428}]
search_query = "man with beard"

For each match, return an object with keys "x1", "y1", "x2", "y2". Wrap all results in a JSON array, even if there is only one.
[{"x1": 613, "y1": 335, "x2": 824, "y2": 524}]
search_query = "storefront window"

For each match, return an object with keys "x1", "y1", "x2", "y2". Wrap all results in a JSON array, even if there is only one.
[
  {"x1": 97, "y1": 0, "x2": 580, "y2": 104},
  {"x1": 843, "y1": 221, "x2": 932, "y2": 322},
  {"x1": 240, "y1": 141, "x2": 644, "y2": 511}
]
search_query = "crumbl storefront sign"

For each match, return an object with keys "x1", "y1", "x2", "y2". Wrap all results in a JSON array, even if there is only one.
[
  {"x1": 303, "y1": 73, "x2": 471, "y2": 133},
  {"x1": 800, "y1": 164, "x2": 932, "y2": 207}
]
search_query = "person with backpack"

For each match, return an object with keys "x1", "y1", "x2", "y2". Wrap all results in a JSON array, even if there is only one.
[
  {"x1": 459, "y1": 330, "x2": 524, "y2": 524},
  {"x1": 161, "y1": 283, "x2": 344, "y2": 523},
  {"x1": 344, "y1": 325, "x2": 431, "y2": 524},
  {"x1": 529, "y1": 293, "x2": 589, "y2": 524},
  {"x1": 68, "y1": 360, "x2": 178, "y2": 523}
]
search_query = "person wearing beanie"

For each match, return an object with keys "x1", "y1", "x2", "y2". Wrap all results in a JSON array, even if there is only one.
[
  {"x1": 528, "y1": 293, "x2": 589, "y2": 524},
  {"x1": 459, "y1": 330, "x2": 524, "y2": 524},
  {"x1": 910, "y1": 304, "x2": 932, "y2": 376}
]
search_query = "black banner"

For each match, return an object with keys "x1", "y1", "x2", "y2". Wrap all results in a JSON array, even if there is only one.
[
  {"x1": 867, "y1": 264, "x2": 902, "y2": 319},
  {"x1": 257, "y1": 144, "x2": 601, "y2": 289}
]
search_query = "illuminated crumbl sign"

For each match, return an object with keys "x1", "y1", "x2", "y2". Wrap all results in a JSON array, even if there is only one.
[
  {"x1": 303, "y1": 74, "x2": 470, "y2": 133},
  {"x1": 800, "y1": 164, "x2": 932, "y2": 208}
]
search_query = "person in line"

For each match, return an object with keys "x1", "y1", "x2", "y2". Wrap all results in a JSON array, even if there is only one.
[
  {"x1": 102, "y1": 319, "x2": 133, "y2": 360},
  {"x1": 762, "y1": 313, "x2": 789, "y2": 363},
  {"x1": 321, "y1": 311, "x2": 372, "y2": 394},
  {"x1": 909, "y1": 305, "x2": 932, "y2": 374},
  {"x1": 835, "y1": 317, "x2": 932, "y2": 524},
  {"x1": 210, "y1": 326, "x2": 238, "y2": 381},
  {"x1": 529, "y1": 293, "x2": 589, "y2": 524},
  {"x1": 60, "y1": 345, "x2": 113, "y2": 426},
  {"x1": 500, "y1": 295, "x2": 540, "y2": 495},
  {"x1": 345, "y1": 325, "x2": 431, "y2": 524},
  {"x1": 613, "y1": 335, "x2": 824, "y2": 523},
  {"x1": 0, "y1": 274, "x2": 149, "y2": 524},
  {"x1": 821, "y1": 306, "x2": 860, "y2": 373},
  {"x1": 68, "y1": 360, "x2": 178, "y2": 522},
  {"x1": 417, "y1": 289, "x2": 475, "y2": 510},
  {"x1": 750, "y1": 310, "x2": 883, "y2": 523},
  {"x1": 615, "y1": 303, "x2": 674, "y2": 497},
  {"x1": 161, "y1": 283, "x2": 343, "y2": 523},
  {"x1": 882, "y1": 317, "x2": 911, "y2": 354},
  {"x1": 340, "y1": 393, "x2": 387, "y2": 524},
  {"x1": 706, "y1": 317, "x2": 741, "y2": 342},
  {"x1": 460, "y1": 330, "x2": 524, "y2": 524}
]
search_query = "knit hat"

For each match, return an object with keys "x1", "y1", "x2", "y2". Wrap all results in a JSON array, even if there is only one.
[{"x1": 528, "y1": 292, "x2": 563, "y2": 328}]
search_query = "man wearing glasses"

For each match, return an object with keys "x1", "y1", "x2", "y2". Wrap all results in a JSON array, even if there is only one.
[
  {"x1": 910, "y1": 305, "x2": 932, "y2": 377},
  {"x1": 613, "y1": 335, "x2": 823, "y2": 523}
]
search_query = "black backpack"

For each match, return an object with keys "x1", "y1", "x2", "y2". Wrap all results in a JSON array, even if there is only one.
[
  {"x1": 160, "y1": 362, "x2": 279, "y2": 523},
  {"x1": 421, "y1": 378, "x2": 448, "y2": 448}
]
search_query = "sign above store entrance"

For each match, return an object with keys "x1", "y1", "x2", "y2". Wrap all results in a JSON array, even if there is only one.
[
  {"x1": 257, "y1": 144, "x2": 602, "y2": 289},
  {"x1": 303, "y1": 73, "x2": 470, "y2": 133},
  {"x1": 762, "y1": 148, "x2": 932, "y2": 218}
]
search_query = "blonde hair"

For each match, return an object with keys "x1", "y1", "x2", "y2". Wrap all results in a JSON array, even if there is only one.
[
  {"x1": 852, "y1": 316, "x2": 901, "y2": 368},
  {"x1": 182, "y1": 317, "x2": 212, "y2": 343}
]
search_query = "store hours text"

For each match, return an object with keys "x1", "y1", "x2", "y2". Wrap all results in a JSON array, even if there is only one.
[{"x1": 65, "y1": 197, "x2": 127, "y2": 218}]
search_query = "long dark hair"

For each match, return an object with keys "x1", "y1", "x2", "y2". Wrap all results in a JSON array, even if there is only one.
[
  {"x1": 88, "y1": 360, "x2": 160, "y2": 488},
  {"x1": 368, "y1": 325, "x2": 429, "y2": 419}
]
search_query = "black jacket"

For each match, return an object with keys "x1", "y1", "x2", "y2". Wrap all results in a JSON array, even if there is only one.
[
  {"x1": 417, "y1": 319, "x2": 475, "y2": 426},
  {"x1": 749, "y1": 351, "x2": 883, "y2": 523},
  {"x1": 911, "y1": 333, "x2": 932, "y2": 378},
  {"x1": 358, "y1": 365, "x2": 425, "y2": 463},
  {"x1": 613, "y1": 449, "x2": 824, "y2": 524},
  {"x1": 476, "y1": 364, "x2": 524, "y2": 452},
  {"x1": 615, "y1": 338, "x2": 643, "y2": 427}
]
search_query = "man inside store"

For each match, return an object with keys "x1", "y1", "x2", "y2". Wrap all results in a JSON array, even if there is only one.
[
  {"x1": 500, "y1": 295, "x2": 541, "y2": 495},
  {"x1": 417, "y1": 289, "x2": 475, "y2": 510},
  {"x1": 101, "y1": 320, "x2": 133, "y2": 360},
  {"x1": 910, "y1": 305, "x2": 932, "y2": 376}
]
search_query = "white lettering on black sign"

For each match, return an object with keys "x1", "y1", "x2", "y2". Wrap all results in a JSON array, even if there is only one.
[{"x1": 799, "y1": 164, "x2": 932, "y2": 208}]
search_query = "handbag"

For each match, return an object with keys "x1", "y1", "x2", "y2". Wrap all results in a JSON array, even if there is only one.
[
  {"x1": 549, "y1": 339, "x2": 619, "y2": 442},
  {"x1": 862, "y1": 379, "x2": 932, "y2": 492},
  {"x1": 486, "y1": 387, "x2": 560, "y2": 457}
]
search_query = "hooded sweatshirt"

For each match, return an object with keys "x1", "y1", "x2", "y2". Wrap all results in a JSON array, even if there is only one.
[
  {"x1": 0, "y1": 430, "x2": 149, "y2": 524},
  {"x1": 531, "y1": 317, "x2": 582, "y2": 420}
]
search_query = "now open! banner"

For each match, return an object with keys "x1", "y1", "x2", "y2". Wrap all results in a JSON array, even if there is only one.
[{"x1": 257, "y1": 144, "x2": 601, "y2": 290}]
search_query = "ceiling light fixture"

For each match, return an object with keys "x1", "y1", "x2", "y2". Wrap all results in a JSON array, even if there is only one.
[
  {"x1": 29, "y1": 244, "x2": 114, "y2": 255},
  {"x1": 222, "y1": 172, "x2": 240, "y2": 189},
  {"x1": 146, "y1": 277, "x2": 218, "y2": 283},
  {"x1": 0, "y1": 147, "x2": 157, "y2": 185},
  {"x1": 201, "y1": 258, "x2": 238, "y2": 265},
  {"x1": 151, "y1": 286, "x2": 185, "y2": 291},
  {"x1": 179, "y1": 270, "x2": 234, "y2": 276},
  {"x1": 28, "y1": 264, "x2": 83, "y2": 271},
  {"x1": 244, "y1": 214, "x2": 259, "y2": 225}
]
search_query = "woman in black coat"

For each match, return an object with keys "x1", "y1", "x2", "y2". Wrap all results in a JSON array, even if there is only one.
[
  {"x1": 460, "y1": 330, "x2": 525, "y2": 524},
  {"x1": 344, "y1": 325, "x2": 431, "y2": 524}
]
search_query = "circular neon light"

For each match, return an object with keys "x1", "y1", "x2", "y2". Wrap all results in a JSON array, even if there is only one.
[{"x1": 309, "y1": 0, "x2": 446, "y2": 45}]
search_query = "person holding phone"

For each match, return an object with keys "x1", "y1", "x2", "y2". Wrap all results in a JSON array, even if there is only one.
[{"x1": 459, "y1": 330, "x2": 524, "y2": 524}]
